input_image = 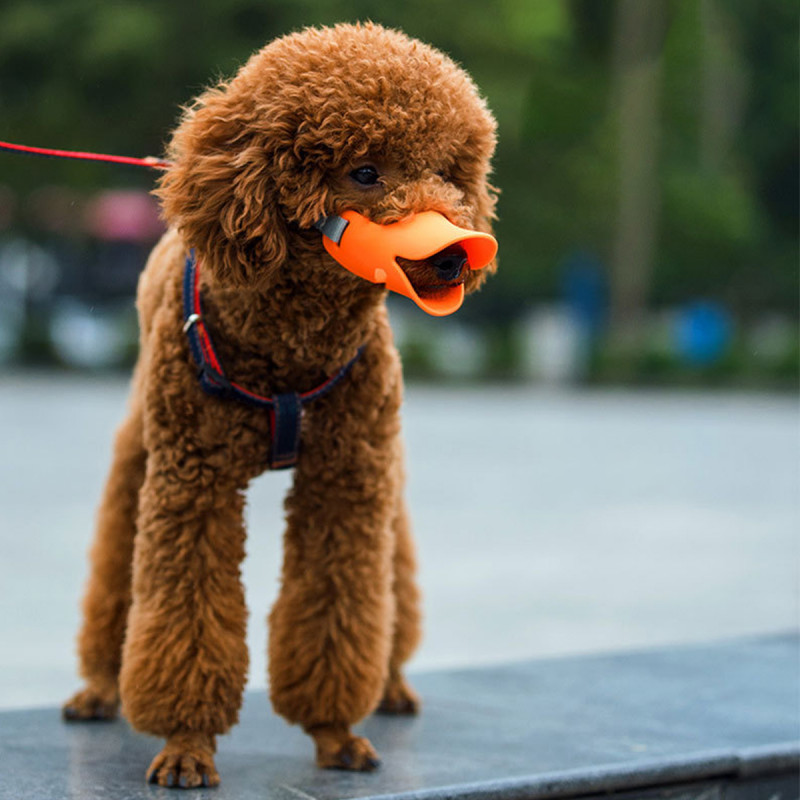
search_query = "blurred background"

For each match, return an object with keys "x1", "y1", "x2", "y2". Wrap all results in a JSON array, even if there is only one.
[
  {"x1": 0, "y1": 0, "x2": 797, "y2": 710},
  {"x1": 0, "y1": 0, "x2": 797, "y2": 382}
]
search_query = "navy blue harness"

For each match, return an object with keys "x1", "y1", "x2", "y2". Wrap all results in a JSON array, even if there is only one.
[{"x1": 182, "y1": 250, "x2": 364, "y2": 469}]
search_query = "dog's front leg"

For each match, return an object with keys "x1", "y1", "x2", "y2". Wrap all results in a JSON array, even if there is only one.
[
  {"x1": 118, "y1": 404, "x2": 251, "y2": 788},
  {"x1": 268, "y1": 346, "x2": 402, "y2": 771}
]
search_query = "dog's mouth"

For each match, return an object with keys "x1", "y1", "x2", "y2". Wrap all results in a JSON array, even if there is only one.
[{"x1": 396, "y1": 244, "x2": 468, "y2": 300}]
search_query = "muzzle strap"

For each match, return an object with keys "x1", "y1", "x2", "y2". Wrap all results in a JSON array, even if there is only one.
[{"x1": 313, "y1": 215, "x2": 349, "y2": 245}]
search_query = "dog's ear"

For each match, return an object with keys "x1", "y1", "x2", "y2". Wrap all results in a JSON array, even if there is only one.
[
  {"x1": 156, "y1": 84, "x2": 290, "y2": 288},
  {"x1": 465, "y1": 177, "x2": 499, "y2": 294}
]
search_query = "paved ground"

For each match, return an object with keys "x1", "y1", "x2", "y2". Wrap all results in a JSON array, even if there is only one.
[
  {"x1": 2, "y1": 636, "x2": 798, "y2": 799},
  {"x1": 0, "y1": 372, "x2": 797, "y2": 711}
]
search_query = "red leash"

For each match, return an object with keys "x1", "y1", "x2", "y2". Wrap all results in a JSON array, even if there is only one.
[{"x1": 0, "y1": 139, "x2": 171, "y2": 170}]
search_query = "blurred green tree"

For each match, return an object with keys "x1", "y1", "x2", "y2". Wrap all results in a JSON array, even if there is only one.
[{"x1": 0, "y1": 0, "x2": 796, "y2": 323}]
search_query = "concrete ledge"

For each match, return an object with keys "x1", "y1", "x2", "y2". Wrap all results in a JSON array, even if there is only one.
[{"x1": 1, "y1": 635, "x2": 797, "y2": 799}]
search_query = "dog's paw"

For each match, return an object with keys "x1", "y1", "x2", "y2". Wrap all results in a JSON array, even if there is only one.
[
  {"x1": 317, "y1": 734, "x2": 381, "y2": 771},
  {"x1": 377, "y1": 676, "x2": 420, "y2": 715},
  {"x1": 146, "y1": 744, "x2": 220, "y2": 789},
  {"x1": 62, "y1": 687, "x2": 119, "y2": 722},
  {"x1": 310, "y1": 725, "x2": 381, "y2": 771}
]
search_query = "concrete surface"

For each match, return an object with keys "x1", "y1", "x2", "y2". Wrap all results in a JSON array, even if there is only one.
[
  {"x1": 0, "y1": 635, "x2": 798, "y2": 799},
  {"x1": 0, "y1": 373, "x2": 798, "y2": 710}
]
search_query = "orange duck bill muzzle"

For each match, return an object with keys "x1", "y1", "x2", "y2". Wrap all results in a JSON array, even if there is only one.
[{"x1": 314, "y1": 210, "x2": 498, "y2": 316}]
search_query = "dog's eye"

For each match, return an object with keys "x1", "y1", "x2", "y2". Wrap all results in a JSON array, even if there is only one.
[{"x1": 350, "y1": 165, "x2": 380, "y2": 186}]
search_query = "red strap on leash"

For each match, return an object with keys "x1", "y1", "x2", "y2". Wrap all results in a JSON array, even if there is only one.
[{"x1": 0, "y1": 139, "x2": 171, "y2": 170}]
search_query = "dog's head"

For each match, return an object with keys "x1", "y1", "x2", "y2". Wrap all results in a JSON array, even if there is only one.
[{"x1": 157, "y1": 22, "x2": 498, "y2": 304}]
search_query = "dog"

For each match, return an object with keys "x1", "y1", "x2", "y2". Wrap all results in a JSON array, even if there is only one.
[{"x1": 62, "y1": 22, "x2": 497, "y2": 787}]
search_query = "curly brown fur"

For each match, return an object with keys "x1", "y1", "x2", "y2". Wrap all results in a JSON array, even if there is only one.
[{"x1": 64, "y1": 22, "x2": 496, "y2": 785}]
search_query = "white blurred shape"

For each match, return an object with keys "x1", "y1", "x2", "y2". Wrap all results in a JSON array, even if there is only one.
[
  {"x1": 49, "y1": 301, "x2": 129, "y2": 369},
  {"x1": 521, "y1": 305, "x2": 588, "y2": 384}
]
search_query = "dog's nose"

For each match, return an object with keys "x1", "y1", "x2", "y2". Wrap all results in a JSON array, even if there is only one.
[{"x1": 430, "y1": 246, "x2": 468, "y2": 281}]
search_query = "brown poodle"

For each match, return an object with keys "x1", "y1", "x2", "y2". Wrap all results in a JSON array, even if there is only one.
[{"x1": 62, "y1": 22, "x2": 497, "y2": 787}]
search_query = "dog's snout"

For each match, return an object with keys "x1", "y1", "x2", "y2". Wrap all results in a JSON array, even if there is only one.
[{"x1": 430, "y1": 246, "x2": 468, "y2": 281}]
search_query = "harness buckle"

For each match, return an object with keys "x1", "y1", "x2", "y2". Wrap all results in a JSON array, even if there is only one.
[{"x1": 268, "y1": 392, "x2": 303, "y2": 470}]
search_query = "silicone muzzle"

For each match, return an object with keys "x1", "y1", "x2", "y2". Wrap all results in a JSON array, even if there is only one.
[{"x1": 318, "y1": 210, "x2": 497, "y2": 316}]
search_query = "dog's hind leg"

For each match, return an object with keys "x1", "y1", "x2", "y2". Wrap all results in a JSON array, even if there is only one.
[
  {"x1": 63, "y1": 406, "x2": 146, "y2": 722},
  {"x1": 377, "y1": 496, "x2": 422, "y2": 715}
]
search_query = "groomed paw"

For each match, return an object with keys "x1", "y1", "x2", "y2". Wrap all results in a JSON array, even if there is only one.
[
  {"x1": 146, "y1": 746, "x2": 220, "y2": 790},
  {"x1": 315, "y1": 732, "x2": 381, "y2": 771},
  {"x1": 62, "y1": 687, "x2": 119, "y2": 722},
  {"x1": 377, "y1": 676, "x2": 420, "y2": 715}
]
